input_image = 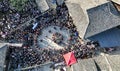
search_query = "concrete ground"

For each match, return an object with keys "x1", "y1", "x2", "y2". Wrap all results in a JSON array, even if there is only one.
[
  {"x1": 30, "y1": 63, "x2": 53, "y2": 71},
  {"x1": 37, "y1": 26, "x2": 70, "y2": 49}
]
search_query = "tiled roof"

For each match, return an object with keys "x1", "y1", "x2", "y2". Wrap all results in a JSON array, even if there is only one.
[
  {"x1": 85, "y1": 2, "x2": 120, "y2": 38},
  {"x1": 65, "y1": 1, "x2": 89, "y2": 38}
]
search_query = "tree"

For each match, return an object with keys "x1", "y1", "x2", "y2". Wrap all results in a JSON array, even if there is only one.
[{"x1": 9, "y1": 0, "x2": 28, "y2": 11}]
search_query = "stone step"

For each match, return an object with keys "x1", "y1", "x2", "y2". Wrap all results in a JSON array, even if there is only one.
[
  {"x1": 66, "y1": 53, "x2": 120, "y2": 71},
  {"x1": 93, "y1": 55, "x2": 110, "y2": 71},
  {"x1": 67, "y1": 58, "x2": 97, "y2": 71},
  {"x1": 107, "y1": 55, "x2": 120, "y2": 71},
  {"x1": 93, "y1": 54, "x2": 120, "y2": 71}
]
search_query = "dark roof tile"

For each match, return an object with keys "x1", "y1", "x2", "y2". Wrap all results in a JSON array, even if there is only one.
[{"x1": 85, "y1": 2, "x2": 120, "y2": 38}]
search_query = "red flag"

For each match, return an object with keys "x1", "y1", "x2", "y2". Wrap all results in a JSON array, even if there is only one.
[{"x1": 63, "y1": 52, "x2": 77, "y2": 66}]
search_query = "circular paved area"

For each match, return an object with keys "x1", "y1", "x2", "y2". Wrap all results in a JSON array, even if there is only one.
[{"x1": 37, "y1": 26, "x2": 70, "y2": 49}]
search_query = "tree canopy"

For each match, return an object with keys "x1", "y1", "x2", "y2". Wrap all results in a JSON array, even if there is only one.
[{"x1": 10, "y1": 0, "x2": 28, "y2": 11}]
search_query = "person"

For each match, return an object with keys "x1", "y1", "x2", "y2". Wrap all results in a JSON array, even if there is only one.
[{"x1": 60, "y1": 68, "x2": 65, "y2": 71}]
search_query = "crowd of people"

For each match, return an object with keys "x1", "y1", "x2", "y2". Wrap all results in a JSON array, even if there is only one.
[
  {"x1": 9, "y1": 41, "x2": 97, "y2": 70},
  {"x1": 0, "y1": 0, "x2": 116, "y2": 71},
  {"x1": 6, "y1": 3, "x2": 99, "y2": 71},
  {"x1": 33, "y1": 3, "x2": 78, "y2": 48},
  {"x1": 0, "y1": 0, "x2": 41, "y2": 39},
  {"x1": 5, "y1": 3, "x2": 71, "y2": 46}
]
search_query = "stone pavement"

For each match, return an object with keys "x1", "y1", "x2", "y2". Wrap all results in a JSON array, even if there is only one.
[
  {"x1": 70, "y1": 59, "x2": 97, "y2": 71},
  {"x1": 0, "y1": 43, "x2": 7, "y2": 48},
  {"x1": 35, "y1": 0, "x2": 49, "y2": 12},
  {"x1": 66, "y1": 53, "x2": 120, "y2": 71},
  {"x1": 37, "y1": 26, "x2": 70, "y2": 49},
  {"x1": 0, "y1": 45, "x2": 7, "y2": 71},
  {"x1": 15, "y1": 62, "x2": 54, "y2": 71}
]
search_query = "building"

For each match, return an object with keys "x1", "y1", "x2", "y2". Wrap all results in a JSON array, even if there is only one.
[
  {"x1": 86, "y1": 2, "x2": 120, "y2": 47},
  {"x1": 65, "y1": 0, "x2": 120, "y2": 47}
]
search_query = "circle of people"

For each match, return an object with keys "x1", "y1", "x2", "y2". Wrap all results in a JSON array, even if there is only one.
[
  {"x1": 1, "y1": 2, "x2": 98, "y2": 70},
  {"x1": 0, "y1": 0, "x2": 98, "y2": 69}
]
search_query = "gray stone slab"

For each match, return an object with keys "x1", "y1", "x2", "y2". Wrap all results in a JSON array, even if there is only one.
[
  {"x1": 35, "y1": 0, "x2": 49, "y2": 12},
  {"x1": 67, "y1": 53, "x2": 120, "y2": 71},
  {"x1": 80, "y1": 59, "x2": 97, "y2": 71},
  {"x1": 72, "y1": 61, "x2": 83, "y2": 71},
  {"x1": 69, "y1": 59, "x2": 97, "y2": 71},
  {"x1": 0, "y1": 43, "x2": 6, "y2": 48},
  {"x1": 107, "y1": 55, "x2": 120, "y2": 71},
  {"x1": 66, "y1": 66, "x2": 71, "y2": 71},
  {"x1": 46, "y1": 0, "x2": 57, "y2": 9},
  {"x1": 94, "y1": 56, "x2": 109, "y2": 71},
  {"x1": 0, "y1": 45, "x2": 7, "y2": 71},
  {"x1": 65, "y1": 2, "x2": 89, "y2": 39}
]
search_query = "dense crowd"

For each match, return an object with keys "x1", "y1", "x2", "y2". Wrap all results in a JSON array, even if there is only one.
[
  {"x1": 9, "y1": 41, "x2": 97, "y2": 70},
  {"x1": 2, "y1": 2, "x2": 99, "y2": 71},
  {"x1": 0, "y1": 0, "x2": 99, "y2": 69},
  {"x1": 0, "y1": 0, "x2": 40, "y2": 38},
  {"x1": 33, "y1": 3, "x2": 78, "y2": 49},
  {"x1": 6, "y1": 3, "x2": 74, "y2": 46}
]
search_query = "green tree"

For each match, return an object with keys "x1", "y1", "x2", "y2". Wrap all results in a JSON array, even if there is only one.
[
  {"x1": 0, "y1": 0, "x2": 3, "y2": 2},
  {"x1": 10, "y1": 0, "x2": 28, "y2": 11}
]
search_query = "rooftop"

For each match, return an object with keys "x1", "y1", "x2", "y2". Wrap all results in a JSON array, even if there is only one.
[
  {"x1": 65, "y1": 1, "x2": 89, "y2": 38},
  {"x1": 66, "y1": 0, "x2": 120, "y2": 39},
  {"x1": 85, "y1": 2, "x2": 120, "y2": 38}
]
